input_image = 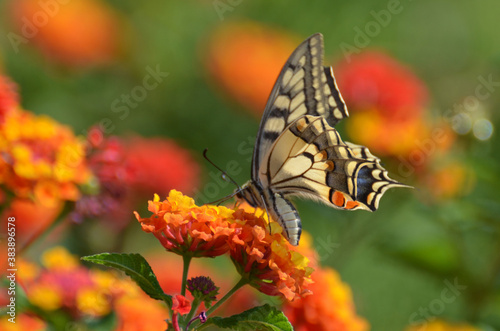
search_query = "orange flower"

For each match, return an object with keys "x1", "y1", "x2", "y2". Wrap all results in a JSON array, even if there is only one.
[
  {"x1": 405, "y1": 319, "x2": 481, "y2": 331},
  {"x1": 135, "y1": 190, "x2": 236, "y2": 257},
  {"x1": 228, "y1": 209, "x2": 314, "y2": 301},
  {"x1": 205, "y1": 21, "x2": 299, "y2": 116},
  {"x1": 1, "y1": 198, "x2": 62, "y2": 250},
  {"x1": 10, "y1": 0, "x2": 123, "y2": 67},
  {"x1": 0, "y1": 107, "x2": 91, "y2": 207},
  {"x1": 283, "y1": 267, "x2": 369, "y2": 331},
  {"x1": 114, "y1": 291, "x2": 169, "y2": 331},
  {"x1": 0, "y1": 314, "x2": 46, "y2": 331},
  {"x1": 346, "y1": 109, "x2": 455, "y2": 169},
  {"x1": 421, "y1": 160, "x2": 475, "y2": 201}
]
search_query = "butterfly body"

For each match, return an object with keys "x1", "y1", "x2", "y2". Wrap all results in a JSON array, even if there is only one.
[{"x1": 234, "y1": 33, "x2": 408, "y2": 246}]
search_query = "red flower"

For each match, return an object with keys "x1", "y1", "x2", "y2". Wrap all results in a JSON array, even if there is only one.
[
  {"x1": 172, "y1": 294, "x2": 191, "y2": 315},
  {"x1": 124, "y1": 137, "x2": 200, "y2": 196},
  {"x1": 0, "y1": 75, "x2": 19, "y2": 123},
  {"x1": 336, "y1": 51, "x2": 428, "y2": 121}
]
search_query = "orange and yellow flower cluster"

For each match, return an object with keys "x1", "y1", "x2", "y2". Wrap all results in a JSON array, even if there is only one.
[
  {"x1": 10, "y1": 246, "x2": 168, "y2": 330},
  {"x1": 135, "y1": 190, "x2": 313, "y2": 302},
  {"x1": 0, "y1": 99, "x2": 91, "y2": 207}
]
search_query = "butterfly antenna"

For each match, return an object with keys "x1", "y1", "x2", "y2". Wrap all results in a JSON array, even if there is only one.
[{"x1": 203, "y1": 149, "x2": 241, "y2": 190}]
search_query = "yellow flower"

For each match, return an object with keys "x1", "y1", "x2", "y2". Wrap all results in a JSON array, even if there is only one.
[
  {"x1": 42, "y1": 246, "x2": 80, "y2": 271},
  {"x1": 76, "y1": 288, "x2": 111, "y2": 316},
  {"x1": 29, "y1": 284, "x2": 63, "y2": 311}
]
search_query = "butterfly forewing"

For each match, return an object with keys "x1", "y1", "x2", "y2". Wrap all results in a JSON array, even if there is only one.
[{"x1": 252, "y1": 33, "x2": 348, "y2": 179}]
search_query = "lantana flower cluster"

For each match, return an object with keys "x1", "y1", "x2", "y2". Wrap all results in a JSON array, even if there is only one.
[
  {"x1": 135, "y1": 190, "x2": 314, "y2": 302},
  {"x1": 0, "y1": 105, "x2": 91, "y2": 207}
]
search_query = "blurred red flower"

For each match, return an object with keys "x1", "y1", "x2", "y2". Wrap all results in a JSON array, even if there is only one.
[
  {"x1": 205, "y1": 21, "x2": 299, "y2": 116},
  {"x1": 10, "y1": 0, "x2": 123, "y2": 67},
  {"x1": 124, "y1": 136, "x2": 200, "y2": 197},
  {"x1": 336, "y1": 51, "x2": 428, "y2": 122},
  {"x1": 69, "y1": 127, "x2": 134, "y2": 229},
  {"x1": 0, "y1": 75, "x2": 19, "y2": 123},
  {"x1": 336, "y1": 51, "x2": 456, "y2": 175}
]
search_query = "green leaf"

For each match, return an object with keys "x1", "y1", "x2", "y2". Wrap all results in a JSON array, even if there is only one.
[
  {"x1": 204, "y1": 304, "x2": 292, "y2": 331},
  {"x1": 81, "y1": 253, "x2": 171, "y2": 305}
]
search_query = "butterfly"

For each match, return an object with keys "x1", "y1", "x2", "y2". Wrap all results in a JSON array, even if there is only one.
[{"x1": 231, "y1": 33, "x2": 408, "y2": 246}]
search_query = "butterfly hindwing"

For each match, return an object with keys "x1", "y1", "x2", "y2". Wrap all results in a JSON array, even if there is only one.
[
  {"x1": 262, "y1": 115, "x2": 406, "y2": 212},
  {"x1": 252, "y1": 33, "x2": 348, "y2": 179}
]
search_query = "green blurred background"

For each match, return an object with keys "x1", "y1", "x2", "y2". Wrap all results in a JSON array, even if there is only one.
[{"x1": 1, "y1": 0, "x2": 499, "y2": 330}]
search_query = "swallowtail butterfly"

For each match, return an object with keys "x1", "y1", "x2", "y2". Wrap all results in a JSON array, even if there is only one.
[{"x1": 232, "y1": 33, "x2": 408, "y2": 246}]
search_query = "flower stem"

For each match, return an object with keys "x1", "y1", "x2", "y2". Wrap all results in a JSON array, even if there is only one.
[
  {"x1": 206, "y1": 277, "x2": 248, "y2": 317},
  {"x1": 181, "y1": 255, "x2": 192, "y2": 297},
  {"x1": 184, "y1": 297, "x2": 201, "y2": 330}
]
